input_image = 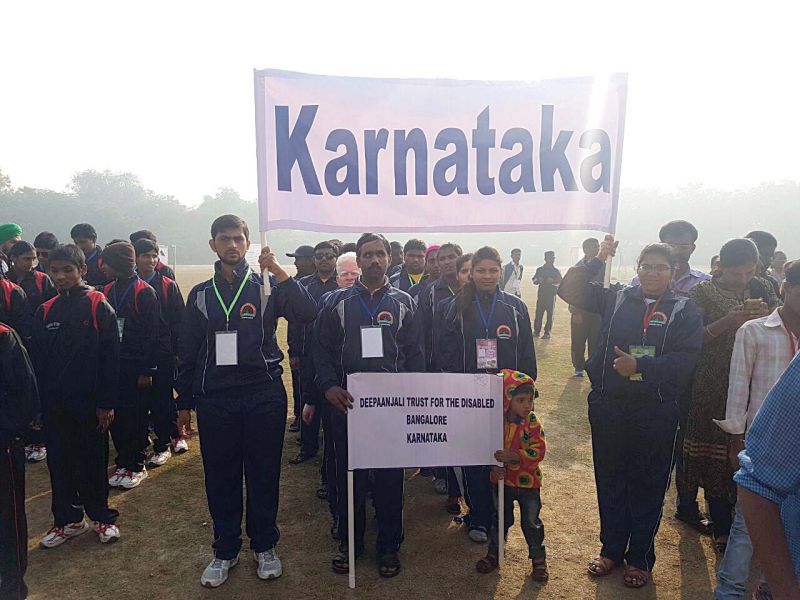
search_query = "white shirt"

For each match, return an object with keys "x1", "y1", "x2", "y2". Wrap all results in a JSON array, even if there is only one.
[
  {"x1": 715, "y1": 309, "x2": 799, "y2": 435},
  {"x1": 504, "y1": 262, "x2": 522, "y2": 294}
]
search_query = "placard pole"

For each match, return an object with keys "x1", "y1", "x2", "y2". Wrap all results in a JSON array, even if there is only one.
[
  {"x1": 260, "y1": 231, "x2": 272, "y2": 298},
  {"x1": 348, "y1": 470, "x2": 356, "y2": 589},
  {"x1": 498, "y1": 479, "x2": 505, "y2": 567},
  {"x1": 603, "y1": 233, "x2": 613, "y2": 290}
]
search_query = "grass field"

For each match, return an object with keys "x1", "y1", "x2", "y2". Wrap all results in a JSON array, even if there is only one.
[{"x1": 21, "y1": 266, "x2": 749, "y2": 599}]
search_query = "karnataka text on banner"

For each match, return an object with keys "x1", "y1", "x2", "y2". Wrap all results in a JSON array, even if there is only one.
[
  {"x1": 254, "y1": 69, "x2": 627, "y2": 233},
  {"x1": 346, "y1": 372, "x2": 504, "y2": 470}
]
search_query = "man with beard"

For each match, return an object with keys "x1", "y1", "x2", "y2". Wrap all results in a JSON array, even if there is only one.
[
  {"x1": 315, "y1": 233, "x2": 424, "y2": 579},
  {"x1": 177, "y1": 215, "x2": 316, "y2": 588}
]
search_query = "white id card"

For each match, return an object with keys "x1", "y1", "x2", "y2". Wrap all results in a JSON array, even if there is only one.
[
  {"x1": 116, "y1": 318, "x2": 125, "y2": 341},
  {"x1": 476, "y1": 338, "x2": 498, "y2": 370},
  {"x1": 360, "y1": 326, "x2": 384, "y2": 358},
  {"x1": 215, "y1": 331, "x2": 238, "y2": 366}
]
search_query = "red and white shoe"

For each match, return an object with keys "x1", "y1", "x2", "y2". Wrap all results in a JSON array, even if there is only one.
[
  {"x1": 28, "y1": 444, "x2": 47, "y2": 462},
  {"x1": 108, "y1": 467, "x2": 126, "y2": 487},
  {"x1": 94, "y1": 522, "x2": 120, "y2": 544},
  {"x1": 171, "y1": 437, "x2": 189, "y2": 454},
  {"x1": 41, "y1": 520, "x2": 90, "y2": 548},
  {"x1": 120, "y1": 468, "x2": 148, "y2": 489}
]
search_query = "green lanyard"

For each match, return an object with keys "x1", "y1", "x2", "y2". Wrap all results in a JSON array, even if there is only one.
[{"x1": 212, "y1": 268, "x2": 250, "y2": 330}]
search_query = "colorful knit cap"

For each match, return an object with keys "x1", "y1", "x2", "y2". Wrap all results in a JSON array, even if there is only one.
[
  {"x1": 501, "y1": 369, "x2": 536, "y2": 412},
  {"x1": 425, "y1": 245, "x2": 441, "y2": 257}
]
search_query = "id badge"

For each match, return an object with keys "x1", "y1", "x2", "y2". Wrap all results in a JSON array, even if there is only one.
[
  {"x1": 361, "y1": 326, "x2": 384, "y2": 358},
  {"x1": 628, "y1": 345, "x2": 655, "y2": 381},
  {"x1": 116, "y1": 318, "x2": 125, "y2": 341},
  {"x1": 476, "y1": 338, "x2": 498, "y2": 370},
  {"x1": 215, "y1": 331, "x2": 238, "y2": 366}
]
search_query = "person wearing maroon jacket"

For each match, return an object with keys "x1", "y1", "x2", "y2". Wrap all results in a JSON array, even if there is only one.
[
  {"x1": 101, "y1": 242, "x2": 160, "y2": 491},
  {"x1": 134, "y1": 238, "x2": 187, "y2": 464},
  {"x1": 31, "y1": 244, "x2": 121, "y2": 549},
  {"x1": 129, "y1": 230, "x2": 176, "y2": 280},
  {"x1": 7, "y1": 241, "x2": 57, "y2": 462},
  {"x1": 0, "y1": 321, "x2": 38, "y2": 600}
]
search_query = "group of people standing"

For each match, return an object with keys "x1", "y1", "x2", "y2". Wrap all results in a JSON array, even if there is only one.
[{"x1": 0, "y1": 216, "x2": 798, "y2": 598}]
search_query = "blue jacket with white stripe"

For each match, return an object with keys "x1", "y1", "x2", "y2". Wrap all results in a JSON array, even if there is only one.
[
  {"x1": 176, "y1": 259, "x2": 316, "y2": 408},
  {"x1": 313, "y1": 278, "x2": 425, "y2": 393},
  {"x1": 557, "y1": 257, "x2": 703, "y2": 406}
]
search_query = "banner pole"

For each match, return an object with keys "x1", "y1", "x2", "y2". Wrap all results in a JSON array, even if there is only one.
[
  {"x1": 498, "y1": 479, "x2": 504, "y2": 567},
  {"x1": 260, "y1": 231, "x2": 272, "y2": 298},
  {"x1": 603, "y1": 233, "x2": 613, "y2": 290},
  {"x1": 348, "y1": 470, "x2": 356, "y2": 589}
]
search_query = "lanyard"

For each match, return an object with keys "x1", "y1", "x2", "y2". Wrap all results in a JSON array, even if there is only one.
[
  {"x1": 358, "y1": 290, "x2": 386, "y2": 324},
  {"x1": 212, "y1": 269, "x2": 250, "y2": 329},
  {"x1": 86, "y1": 249, "x2": 98, "y2": 262},
  {"x1": 642, "y1": 293, "x2": 665, "y2": 343},
  {"x1": 111, "y1": 278, "x2": 138, "y2": 313},
  {"x1": 475, "y1": 292, "x2": 498, "y2": 337}
]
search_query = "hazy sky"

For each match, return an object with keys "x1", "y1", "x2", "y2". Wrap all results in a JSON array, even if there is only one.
[{"x1": 1, "y1": 1, "x2": 798, "y2": 206}]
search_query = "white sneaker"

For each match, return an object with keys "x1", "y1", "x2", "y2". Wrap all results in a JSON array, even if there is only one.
[
  {"x1": 469, "y1": 527, "x2": 488, "y2": 543},
  {"x1": 148, "y1": 450, "x2": 171, "y2": 467},
  {"x1": 41, "y1": 520, "x2": 90, "y2": 548},
  {"x1": 254, "y1": 548, "x2": 283, "y2": 580},
  {"x1": 120, "y1": 468, "x2": 148, "y2": 489},
  {"x1": 28, "y1": 444, "x2": 47, "y2": 462},
  {"x1": 94, "y1": 522, "x2": 120, "y2": 544},
  {"x1": 171, "y1": 438, "x2": 189, "y2": 454},
  {"x1": 201, "y1": 555, "x2": 239, "y2": 588},
  {"x1": 108, "y1": 467, "x2": 126, "y2": 487},
  {"x1": 24, "y1": 445, "x2": 34, "y2": 460},
  {"x1": 574, "y1": 370, "x2": 585, "y2": 377}
]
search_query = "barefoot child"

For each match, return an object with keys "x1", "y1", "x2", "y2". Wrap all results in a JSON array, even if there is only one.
[{"x1": 476, "y1": 369, "x2": 548, "y2": 582}]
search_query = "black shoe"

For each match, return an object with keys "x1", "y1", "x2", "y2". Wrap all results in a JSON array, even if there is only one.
[
  {"x1": 317, "y1": 484, "x2": 329, "y2": 500},
  {"x1": 288, "y1": 419, "x2": 300, "y2": 433},
  {"x1": 542, "y1": 332, "x2": 551, "y2": 339},
  {"x1": 289, "y1": 453, "x2": 315, "y2": 465},
  {"x1": 533, "y1": 332, "x2": 540, "y2": 338},
  {"x1": 675, "y1": 510, "x2": 713, "y2": 535}
]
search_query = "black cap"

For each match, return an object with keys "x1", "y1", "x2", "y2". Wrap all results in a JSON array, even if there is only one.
[{"x1": 286, "y1": 245, "x2": 315, "y2": 258}]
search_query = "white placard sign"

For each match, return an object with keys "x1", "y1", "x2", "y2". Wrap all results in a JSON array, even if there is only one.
[{"x1": 346, "y1": 372, "x2": 503, "y2": 470}]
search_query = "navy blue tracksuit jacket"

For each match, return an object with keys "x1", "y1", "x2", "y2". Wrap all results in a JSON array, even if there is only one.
[
  {"x1": 313, "y1": 278, "x2": 425, "y2": 392},
  {"x1": 439, "y1": 288, "x2": 537, "y2": 379},
  {"x1": 176, "y1": 259, "x2": 317, "y2": 407}
]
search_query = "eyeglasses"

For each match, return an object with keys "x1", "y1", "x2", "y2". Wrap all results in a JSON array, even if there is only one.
[
  {"x1": 314, "y1": 253, "x2": 336, "y2": 261},
  {"x1": 637, "y1": 264, "x2": 673, "y2": 273}
]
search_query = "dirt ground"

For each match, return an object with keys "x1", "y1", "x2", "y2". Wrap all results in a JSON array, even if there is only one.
[{"x1": 21, "y1": 266, "x2": 749, "y2": 599}]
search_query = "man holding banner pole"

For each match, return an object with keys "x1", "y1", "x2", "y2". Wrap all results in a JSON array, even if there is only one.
[
  {"x1": 313, "y1": 233, "x2": 425, "y2": 578},
  {"x1": 176, "y1": 215, "x2": 317, "y2": 588}
]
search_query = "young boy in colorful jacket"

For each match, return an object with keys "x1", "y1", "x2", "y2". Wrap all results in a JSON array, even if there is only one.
[{"x1": 477, "y1": 369, "x2": 548, "y2": 582}]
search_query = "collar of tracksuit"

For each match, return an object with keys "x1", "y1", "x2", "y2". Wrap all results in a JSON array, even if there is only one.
[
  {"x1": 622, "y1": 284, "x2": 681, "y2": 304},
  {"x1": 213, "y1": 258, "x2": 250, "y2": 285},
  {"x1": 355, "y1": 276, "x2": 390, "y2": 297},
  {"x1": 59, "y1": 283, "x2": 93, "y2": 298}
]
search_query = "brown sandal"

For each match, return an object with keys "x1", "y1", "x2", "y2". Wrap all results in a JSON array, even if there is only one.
[
  {"x1": 476, "y1": 554, "x2": 499, "y2": 574},
  {"x1": 623, "y1": 566, "x2": 650, "y2": 588},
  {"x1": 531, "y1": 558, "x2": 549, "y2": 582},
  {"x1": 587, "y1": 555, "x2": 616, "y2": 577}
]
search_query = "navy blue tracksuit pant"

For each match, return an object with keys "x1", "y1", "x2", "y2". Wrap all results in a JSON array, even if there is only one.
[
  {"x1": 588, "y1": 390, "x2": 679, "y2": 572},
  {"x1": 196, "y1": 390, "x2": 287, "y2": 560},
  {"x1": 463, "y1": 466, "x2": 494, "y2": 531},
  {"x1": 45, "y1": 404, "x2": 118, "y2": 527},
  {"x1": 148, "y1": 358, "x2": 177, "y2": 453},
  {"x1": 321, "y1": 403, "x2": 337, "y2": 517},
  {"x1": 111, "y1": 369, "x2": 149, "y2": 472},
  {"x1": 330, "y1": 409, "x2": 404, "y2": 554}
]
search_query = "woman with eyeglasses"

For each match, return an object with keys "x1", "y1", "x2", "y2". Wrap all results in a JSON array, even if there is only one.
[
  {"x1": 557, "y1": 235, "x2": 703, "y2": 589},
  {"x1": 682, "y1": 238, "x2": 777, "y2": 555}
]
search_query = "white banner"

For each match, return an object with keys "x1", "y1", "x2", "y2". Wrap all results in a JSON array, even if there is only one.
[
  {"x1": 346, "y1": 372, "x2": 503, "y2": 470},
  {"x1": 254, "y1": 69, "x2": 627, "y2": 233}
]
